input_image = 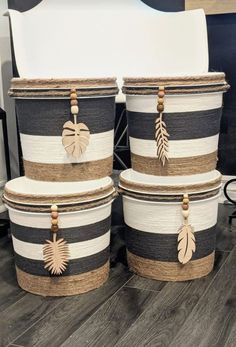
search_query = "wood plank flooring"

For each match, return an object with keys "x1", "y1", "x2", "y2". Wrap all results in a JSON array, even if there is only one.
[{"x1": 0, "y1": 204, "x2": 236, "y2": 347}]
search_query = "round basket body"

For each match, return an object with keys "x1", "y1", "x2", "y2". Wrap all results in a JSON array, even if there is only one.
[
  {"x1": 123, "y1": 73, "x2": 229, "y2": 176},
  {"x1": 119, "y1": 169, "x2": 222, "y2": 281},
  {"x1": 4, "y1": 176, "x2": 115, "y2": 296},
  {"x1": 9, "y1": 78, "x2": 118, "y2": 182}
]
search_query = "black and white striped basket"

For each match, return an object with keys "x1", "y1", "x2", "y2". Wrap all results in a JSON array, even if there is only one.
[
  {"x1": 123, "y1": 73, "x2": 229, "y2": 176},
  {"x1": 3, "y1": 176, "x2": 116, "y2": 296},
  {"x1": 9, "y1": 78, "x2": 119, "y2": 182},
  {"x1": 119, "y1": 169, "x2": 222, "y2": 281}
]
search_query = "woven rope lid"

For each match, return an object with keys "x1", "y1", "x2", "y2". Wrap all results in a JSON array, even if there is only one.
[
  {"x1": 4, "y1": 176, "x2": 116, "y2": 212},
  {"x1": 123, "y1": 72, "x2": 229, "y2": 95},
  {"x1": 9, "y1": 78, "x2": 119, "y2": 98},
  {"x1": 119, "y1": 169, "x2": 222, "y2": 198}
]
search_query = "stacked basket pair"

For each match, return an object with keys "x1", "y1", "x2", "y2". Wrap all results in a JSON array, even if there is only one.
[
  {"x1": 4, "y1": 78, "x2": 118, "y2": 296},
  {"x1": 119, "y1": 73, "x2": 229, "y2": 281}
]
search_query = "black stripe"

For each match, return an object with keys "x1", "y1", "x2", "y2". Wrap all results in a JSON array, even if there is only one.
[
  {"x1": 127, "y1": 108, "x2": 222, "y2": 140},
  {"x1": 16, "y1": 97, "x2": 115, "y2": 136},
  {"x1": 125, "y1": 226, "x2": 216, "y2": 262},
  {"x1": 11, "y1": 216, "x2": 111, "y2": 244},
  {"x1": 141, "y1": 0, "x2": 184, "y2": 12},
  {"x1": 14, "y1": 247, "x2": 110, "y2": 277}
]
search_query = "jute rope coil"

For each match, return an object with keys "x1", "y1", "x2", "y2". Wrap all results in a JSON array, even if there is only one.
[
  {"x1": 9, "y1": 78, "x2": 119, "y2": 98},
  {"x1": 119, "y1": 188, "x2": 220, "y2": 203},
  {"x1": 127, "y1": 251, "x2": 215, "y2": 281},
  {"x1": 16, "y1": 261, "x2": 109, "y2": 296},
  {"x1": 119, "y1": 175, "x2": 222, "y2": 195},
  {"x1": 131, "y1": 152, "x2": 218, "y2": 176},
  {"x1": 3, "y1": 192, "x2": 117, "y2": 213},
  {"x1": 122, "y1": 85, "x2": 229, "y2": 95},
  {"x1": 4, "y1": 182, "x2": 114, "y2": 205},
  {"x1": 123, "y1": 73, "x2": 227, "y2": 86},
  {"x1": 23, "y1": 157, "x2": 113, "y2": 182}
]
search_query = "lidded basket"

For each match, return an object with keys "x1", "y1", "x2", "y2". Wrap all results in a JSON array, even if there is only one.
[
  {"x1": 119, "y1": 169, "x2": 222, "y2": 281},
  {"x1": 9, "y1": 78, "x2": 119, "y2": 182},
  {"x1": 123, "y1": 73, "x2": 229, "y2": 176},
  {"x1": 4, "y1": 176, "x2": 116, "y2": 296}
]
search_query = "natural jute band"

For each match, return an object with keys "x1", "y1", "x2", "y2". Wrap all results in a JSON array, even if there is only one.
[
  {"x1": 119, "y1": 174, "x2": 221, "y2": 195},
  {"x1": 123, "y1": 74, "x2": 226, "y2": 86},
  {"x1": 23, "y1": 156, "x2": 113, "y2": 182},
  {"x1": 15, "y1": 261, "x2": 109, "y2": 296},
  {"x1": 119, "y1": 188, "x2": 220, "y2": 203},
  {"x1": 3, "y1": 192, "x2": 116, "y2": 213},
  {"x1": 4, "y1": 181, "x2": 114, "y2": 205},
  {"x1": 9, "y1": 78, "x2": 119, "y2": 98},
  {"x1": 131, "y1": 152, "x2": 218, "y2": 176},
  {"x1": 127, "y1": 251, "x2": 215, "y2": 281}
]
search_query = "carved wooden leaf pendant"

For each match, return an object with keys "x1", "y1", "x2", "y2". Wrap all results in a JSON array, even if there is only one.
[
  {"x1": 177, "y1": 224, "x2": 196, "y2": 264},
  {"x1": 155, "y1": 114, "x2": 169, "y2": 166},
  {"x1": 62, "y1": 121, "x2": 90, "y2": 159},
  {"x1": 43, "y1": 236, "x2": 70, "y2": 275}
]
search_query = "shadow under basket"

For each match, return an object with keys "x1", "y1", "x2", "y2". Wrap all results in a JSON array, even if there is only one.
[
  {"x1": 9, "y1": 78, "x2": 119, "y2": 182},
  {"x1": 4, "y1": 176, "x2": 116, "y2": 296},
  {"x1": 119, "y1": 169, "x2": 222, "y2": 281},
  {"x1": 123, "y1": 73, "x2": 229, "y2": 176}
]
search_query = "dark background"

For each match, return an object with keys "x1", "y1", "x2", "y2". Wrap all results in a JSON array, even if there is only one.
[{"x1": 8, "y1": 0, "x2": 236, "y2": 175}]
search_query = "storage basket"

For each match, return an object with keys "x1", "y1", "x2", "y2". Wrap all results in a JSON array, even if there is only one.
[
  {"x1": 123, "y1": 73, "x2": 229, "y2": 176},
  {"x1": 4, "y1": 176, "x2": 116, "y2": 296},
  {"x1": 9, "y1": 78, "x2": 118, "y2": 181},
  {"x1": 119, "y1": 169, "x2": 222, "y2": 281}
]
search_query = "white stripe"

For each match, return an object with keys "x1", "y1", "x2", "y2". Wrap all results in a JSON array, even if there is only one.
[
  {"x1": 20, "y1": 130, "x2": 114, "y2": 164},
  {"x1": 7, "y1": 203, "x2": 112, "y2": 229},
  {"x1": 129, "y1": 135, "x2": 219, "y2": 158},
  {"x1": 126, "y1": 93, "x2": 223, "y2": 113},
  {"x1": 12, "y1": 231, "x2": 110, "y2": 261},
  {"x1": 123, "y1": 195, "x2": 219, "y2": 234}
]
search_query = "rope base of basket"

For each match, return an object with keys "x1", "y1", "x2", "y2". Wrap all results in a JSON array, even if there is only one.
[
  {"x1": 131, "y1": 152, "x2": 217, "y2": 176},
  {"x1": 23, "y1": 157, "x2": 113, "y2": 182},
  {"x1": 16, "y1": 261, "x2": 109, "y2": 296},
  {"x1": 127, "y1": 251, "x2": 215, "y2": 282}
]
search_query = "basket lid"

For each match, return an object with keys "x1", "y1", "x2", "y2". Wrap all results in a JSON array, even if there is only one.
[
  {"x1": 9, "y1": 78, "x2": 119, "y2": 98},
  {"x1": 4, "y1": 176, "x2": 115, "y2": 212},
  {"x1": 119, "y1": 169, "x2": 222, "y2": 196},
  {"x1": 122, "y1": 72, "x2": 229, "y2": 95}
]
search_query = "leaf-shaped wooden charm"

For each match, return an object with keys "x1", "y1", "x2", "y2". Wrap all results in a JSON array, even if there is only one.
[
  {"x1": 62, "y1": 121, "x2": 90, "y2": 159},
  {"x1": 177, "y1": 224, "x2": 196, "y2": 264},
  {"x1": 43, "y1": 234, "x2": 70, "y2": 275},
  {"x1": 155, "y1": 113, "x2": 169, "y2": 166}
]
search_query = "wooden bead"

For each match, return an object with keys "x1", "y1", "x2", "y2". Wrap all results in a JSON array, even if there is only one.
[
  {"x1": 70, "y1": 92, "x2": 77, "y2": 100},
  {"x1": 158, "y1": 91, "x2": 165, "y2": 98},
  {"x1": 51, "y1": 219, "x2": 58, "y2": 225},
  {"x1": 183, "y1": 198, "x2": 189, "y2": 204},
  {"x1": 51, "y1": 204, "x2": 58, "y2": 212},
  {"x1": 71, "y1": 105, "x2": 79, "y2": 114},
  {"x1": 182, "y1": 204, "x2": 189, "y2": 210},
  {"x1": 51, "y1": 225, "x2": 59, "y2": 233},
  {"x1": 183, "y1": 194, "x2": 189, "y2": 199},
  {"x1": 70, "y1": 99, "x2": 78, "y2": 106},
  {"x1": 158, "y1": 98, "x2": 164, "y2": 104},
  {"x1": 159, "y1": 86, "x2": 165, "y2": 91},
  {"x1": 71, "y1": 88, "x2": 77, "y2": 93},
  {"x1": 182, "y1": 210, "x2": 189, "y2": 219},
  {"x1": 157, "y1": 104, "x2": 164, "y2": 112},
  {"x1": 51, "y1": 211, "x2": 58, "y2": 219}
]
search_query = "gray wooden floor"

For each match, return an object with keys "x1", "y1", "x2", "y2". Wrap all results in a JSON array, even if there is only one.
[{"x1": 0, "y1": 204, "x2": 236, "y2": 347}]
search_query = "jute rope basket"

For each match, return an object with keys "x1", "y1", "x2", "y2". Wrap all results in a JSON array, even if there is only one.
[
  {"x1": 123, "y1": 72, "x2": 229, "y2": 176},
  {"x1": 119, "y1": 169, "x2": 221, "y2": 281},
  {"x1": 9, "y1": 78, "x2": 118, "y2": 182},
  {"x1": 4, "y1": 176, "x2": 116, "y2": 296}
]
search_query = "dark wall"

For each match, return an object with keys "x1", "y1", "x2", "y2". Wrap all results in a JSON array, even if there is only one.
[{"x1": 8, "y1": 0, "x2": 236, "y2": 175}]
